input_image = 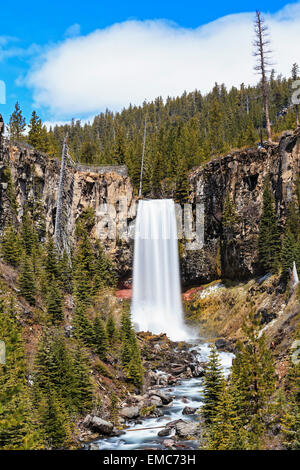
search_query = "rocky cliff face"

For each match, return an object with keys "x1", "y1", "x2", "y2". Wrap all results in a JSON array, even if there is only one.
[
  {"x1": 0, "y1": 129, "x2": 299, "y2": 284},
  {"x1": 183, "y1": 128, "x2": 300, "y2": 284},
  {"x1": 0, "y1": 140, "x2": 136, "y2": 276}
]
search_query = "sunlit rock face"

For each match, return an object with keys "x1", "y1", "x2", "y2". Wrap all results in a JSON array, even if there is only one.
[
  {"x1": 185, "y1": 128, "x2": 300, "y2": 283},
  {"x1": 0, "y1": 140, "x2": 135, "y2": 277}
]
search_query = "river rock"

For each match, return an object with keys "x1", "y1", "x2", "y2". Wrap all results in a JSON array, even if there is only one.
[
  {"x1": 175, "y1": 420, "x2": 199, "y2": 438},
  {"x1": 163, "y1": 439, "x2": 176, "y2": 449},
  {"x1": 182, "y1": 406, "x2": 198, "y2": 415},
  {"x1": 215, "y1": 338, "x2": 229, "y2": 350},
  {"x1": 167, "y1": 375, "x2": 178, "y2": 385},
  {"x1": 192, "y1": 364, "x2": 205, "y2": 377},
  {"x1": 84, "y1": 415, "x2": 114, "y2": 435},
  {"x1": 148, "y1": 370, "x2": 159, "y2": 385},
  {"x1": 151, "y1": 408, "x2": 164, "y2": 417},
  {"x1": 157, "y1": 374, "x2": 169, "y2": 386},
  {"x1": 165, "y1": 419, "x2": 185, "y2": 428},
  {"x1": 158, "y1": 427, "x2": 171, "y2": 437},
  {"x1": 148, "y1": 390, "x2": 173, "y2": 405},
  {"x1": 88, "y1": 443, "x2": 99, "y2": 450},
  {"x1": 170, "y1": 365, "x2": 186, "y2": 375},
  {"x1": 149, "y1": 396, "x2": 163, "y2": 407},
  {"x1": 120, "y1": 406, "x2": 140, "y2": 419}
]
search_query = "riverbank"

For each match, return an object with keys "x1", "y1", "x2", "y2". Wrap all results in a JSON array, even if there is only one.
[{"x1": 83, "y1": 341, "x2": 234, "y2": 450}]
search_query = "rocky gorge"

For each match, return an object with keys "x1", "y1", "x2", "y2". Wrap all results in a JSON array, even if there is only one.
[{"x1": 1, "y1": 129, "x2": 299, "y2": 286}]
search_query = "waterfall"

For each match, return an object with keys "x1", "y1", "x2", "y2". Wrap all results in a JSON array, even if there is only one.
[
  {"x1": 292, "y1": 261, "x2": 299, "y2": 287},
  {"x1": 131, "y1": 199, "x2": 192, "y2": 341}
]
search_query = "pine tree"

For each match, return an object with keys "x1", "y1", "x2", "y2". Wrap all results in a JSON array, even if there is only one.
[
  {"x1": 19, "y1": 257, "x2": 36, "y2": 305},
  {"x1": 109, "y1": 393, "x2": 119, "y2": 425},
  {"x1": 1, "y1": 225, "x2": 22, "y2": 267},
  {"x1": 201, "y1": 345, "x2": 225, "y2": 424},
  {"x1": 44, "y1": 237, "x2": 60, "y2": 281},
  {"x1": 93, "y1": 245, "x2": 116, "y2": 293},
  {"x1": 258, "y1": 177, "x2": 281, "y2": 273},
  {"x1": 73, "y1": 230, "x2": 95, "y2": 305},
  {"x1": 106, "y1": 314, "x2": 117, "y2": 345},
  {"x1": 281, "y1": 354, "x2": 300, "y2": 449},
  {"x1": 40, "y1": 390, "x2": 70, "y2": 449},
  {"x1": 230, "y1": 312, "x2": 276, "y2": 448},
  {"x1": 174, "y1": 158, "x2": 190, "y2": 204},
  {"x1": 0, "y1": 296, "x2": 40, "y2": 449},
  {"x1": 27, "y1": 111, "x2": 49, "y2": 153},
  {"x1": 47, "y1": 280, "x2": 63, "y2": 325},
  {"x1": 93, "y1": 316, "x2": 108, "y2": 360},
  {"x1": 126, "y1": 344, "x2": 144, "y2": 388},
  {"x1": 71, "y1": 344, "x2": 94, "y2": 414},
  {"x1": 9, "y1": 102, "x2": 26, "y2": 141},
  {"x1": 120, "y1": 309, "x2": 133, "y2": 342},
  {"x1": 21, "y1": 211, "x2": 38, "y2": 257},
  {"x1": 58, "y1": 250, "x2": 73, "y2": 294},
  {"x1": 222, "y1": 192, "x2": 238, "y2": 241},
  {"x1": 72, "y1": 302, "x2": 94, "y2": 346},
  {"x1": 281, "y1": 227, "x2": 296, "y2": 276},
  {"x1": 206, "y1": 380, "x2": 246, "y2": 450}
]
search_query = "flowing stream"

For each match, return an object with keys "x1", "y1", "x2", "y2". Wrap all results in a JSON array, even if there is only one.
[{"x1": 92, "y1": 343, "x2": 234, "y2": 450}]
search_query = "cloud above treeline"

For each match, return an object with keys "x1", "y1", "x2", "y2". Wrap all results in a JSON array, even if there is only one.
[{"x1": 26, "y1": 2, "x2": 300, "y2": 119}]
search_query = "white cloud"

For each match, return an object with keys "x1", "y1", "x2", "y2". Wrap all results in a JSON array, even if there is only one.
[
  {"x1": 0, "y1": 36, "x2": 41, "y2": 62},
  {"x1": 64, "y1": 24, "x2": 81, "y2": 38},
  {"x1": 26, "y1": 2, "x2": 300, "y2": 119}
]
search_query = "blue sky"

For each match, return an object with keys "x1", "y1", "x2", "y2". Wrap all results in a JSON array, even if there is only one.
[{"x1": 0, "y1": 1, "x2": 299, "y2": 126}]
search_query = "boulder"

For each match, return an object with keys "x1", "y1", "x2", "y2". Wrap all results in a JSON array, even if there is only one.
[
  {"x1": 170, "y1": 365, "x2": 186, "y2": 375},
  {"x1": 148, "y1": 390, "x2": 173, "y2": 405},
  {"x1": 149, "y1": 396, "x2": 163, "y2": 407},
  {"x1": 148, "y1": 370, "x2": 159, "y2": 385},
  {"x1": 182, "y1": 406, "x2": 198, "y2": 415},
  {"x1": 163, "y1": 439, "x2": 176, "y2": 449},
  {"x1": 167, "y1": 375, "x2": 178, "y2": 385},
  {"x1": 166, "y1": 419, "x2": 185, "y2": 428},
  {"x1": 157, "y1": 374, "x2": 168, "y2": 386},
  {"x1": 120, "y1": 406, "x2": 140, "y2": 419},
  {"x1": 215, "y1": 338, "x2": 228, "y2": 350},
  {"x1": 88, "y1": 443, "x2": 99, "y2": 450},
  {"x1": 191, "y1": 364, "x2": 205, "y2": 377},
  {"x1": 175, "y1": 420, "x2": 199, "y2": 438},
  {"x1": 157, "y1": 427, "x2": 171, "y2": 437},
  {"x1": 84, "y1": 415, "x2": 114, "y2": 435}
]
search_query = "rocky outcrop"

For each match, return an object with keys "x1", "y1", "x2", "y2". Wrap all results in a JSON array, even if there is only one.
[
  {"x1": 183, "y1": 128, "x2": 300, "y2": 283},
  {"x1": 0, "y1": 139, "x2": 135, "y2": 277}
]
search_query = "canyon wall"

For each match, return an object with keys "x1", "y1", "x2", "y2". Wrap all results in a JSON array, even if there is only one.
[
  {"x1": 0, "y1": 128, "x2": 299, "y2": 283},
  {"x1": 183, "y1": 128, "x2": 300, "y2": 284},
  {"x1": 0, "y1": 140, "x2": 136, "y2": 277}
]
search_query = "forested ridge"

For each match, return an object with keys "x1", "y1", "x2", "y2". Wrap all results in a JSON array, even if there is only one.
[{"x1": 7, "y1": 70, "x2": 299, "y2": 198}]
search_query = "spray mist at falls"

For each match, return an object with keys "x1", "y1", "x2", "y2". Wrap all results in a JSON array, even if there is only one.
[{"x1": 131, "y1": 199, "x2": 192, "y2": 341}]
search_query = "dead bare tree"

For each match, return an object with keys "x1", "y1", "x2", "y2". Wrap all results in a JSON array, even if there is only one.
[
  {"x1": 253, "y1": 10, "x2": 273, "y2": 142},
  {"x1": 138, "y1": 116, "x2": 147, "y2": 198},
  {"x1": 292, "y1": 63, "x2": 299, "y2": 126},
  {"x1": 54, "y1": 135, "x2": 68, "y2": 251}
]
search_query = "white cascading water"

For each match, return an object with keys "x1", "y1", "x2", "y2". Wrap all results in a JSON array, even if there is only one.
[
  {"x1": 131, "y1": 199, "x2": 191, "y2": 341},
  {"x1": 292, "y1": 261, "x2": 299, "y2": 286}
]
